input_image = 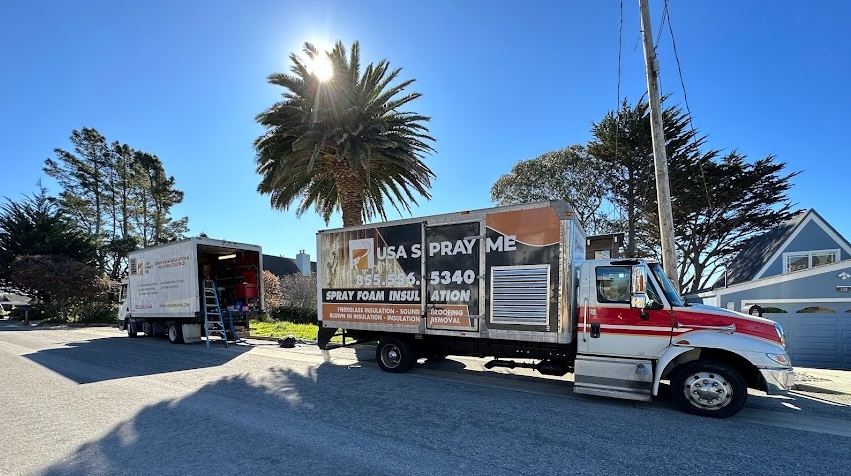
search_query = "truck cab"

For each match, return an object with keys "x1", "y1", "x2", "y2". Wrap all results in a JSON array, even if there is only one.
[
  {"x1": 576, "y1": 258, "x2": 794, "y2": 417},
  {"x1": 117, "y1": 282, "x2": 132, "y2": 333}
]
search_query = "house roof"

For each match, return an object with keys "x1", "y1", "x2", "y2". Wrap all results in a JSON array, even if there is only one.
[
  {"x1": 714, "y1": 209, "x2": 851, "y2": 288},
  {"x1": 262, "y1": 254, "x2": 316, "y2": 277},
  {"x1": 0, "y1": 293, "x2": 32, "y2": 305}
]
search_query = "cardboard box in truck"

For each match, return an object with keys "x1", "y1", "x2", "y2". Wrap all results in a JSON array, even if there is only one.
[
  {"x1": 316, "y1": 200, "x2": 795, "y2": 418},
  {"x1": 117, "y1": 237, "x2": 264, "y2": 344}
]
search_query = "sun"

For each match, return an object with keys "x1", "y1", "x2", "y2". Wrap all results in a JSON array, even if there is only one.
[{"x1": 306, "y1": 49, "x2": 333, "y2": 82}]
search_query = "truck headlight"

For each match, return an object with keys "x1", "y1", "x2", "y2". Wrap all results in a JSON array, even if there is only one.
[
  {"x1": 767, "y1": 353, "x2": 791, "y2": 366},
  {"x1": 774, "y1": 322, "x2": 786, "y2": 348}
]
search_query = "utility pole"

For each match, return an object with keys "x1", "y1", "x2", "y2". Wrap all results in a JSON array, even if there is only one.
[{"x1": 639, "y1": 0, "x2": 679, "y2": 292}]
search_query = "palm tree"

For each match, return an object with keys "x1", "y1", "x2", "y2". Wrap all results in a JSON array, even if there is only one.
[{"x1": 255, "y1": 41, "x2": 436, "y2": 227}]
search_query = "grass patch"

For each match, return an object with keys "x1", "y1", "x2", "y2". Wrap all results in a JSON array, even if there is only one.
[
  {"x1": 249, "y1": 320, "x2": 350, "y2": 344},
  {"x1": 250, "y1": 320, "x2": 318, "y2": 341}
]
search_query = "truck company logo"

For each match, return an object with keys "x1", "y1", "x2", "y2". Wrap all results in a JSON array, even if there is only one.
[
  {"x1": 349, "y1": 238, "x2": 375, "y2": 270},
  {"x1": 131, "y1": 258, "x2": 150, "y2": 276}
]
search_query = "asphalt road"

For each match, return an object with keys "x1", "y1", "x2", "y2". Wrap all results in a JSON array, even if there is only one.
[{"x1": 1, "y1": 323, "x2": 849, "y2": 476}]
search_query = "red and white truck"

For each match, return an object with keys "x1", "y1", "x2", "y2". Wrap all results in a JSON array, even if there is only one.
[{"x1": 316, "y1": 200, "x2": 794, "y2": 418}]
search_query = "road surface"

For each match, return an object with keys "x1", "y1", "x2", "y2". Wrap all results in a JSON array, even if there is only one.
[{"x1": 1, "y1": 323, "x2": 849, "y2": 476}]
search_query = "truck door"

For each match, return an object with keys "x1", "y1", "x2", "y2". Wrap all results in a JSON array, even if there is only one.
[
  {"x1": 581, "y1": 264, "x2": 673, "y2": 357},
  {"x1": 425, "y1": 222, "x2": 480, "y2": 332}
]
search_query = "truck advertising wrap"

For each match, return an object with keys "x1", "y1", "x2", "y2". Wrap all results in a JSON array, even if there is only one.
[
  {"x1": 484, "y1": 206, "x2": 562, "y2": 330},
  {"x1": 128, "y1": 240, "x2": 198, "y2": 317},
  {"x1": 319, "y1": 204, "x2": 566, "y2": 333},
  {"x1": 320, "y1": 222, "x2": 425, "y2": 328}
]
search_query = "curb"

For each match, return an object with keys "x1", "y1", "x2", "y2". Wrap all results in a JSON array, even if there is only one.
[{"x1": 793, "y1": 383, "x2": 848, "y2": 395}]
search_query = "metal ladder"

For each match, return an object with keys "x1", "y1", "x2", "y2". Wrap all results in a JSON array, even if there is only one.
[{"x1": 202, "y1": 280, "x2": 228, "y2": 348}]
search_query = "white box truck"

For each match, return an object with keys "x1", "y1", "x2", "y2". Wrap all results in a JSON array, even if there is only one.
[
  {"x1": 117, "y1": 237, "x2": 264, "y2": 344},
  {"x1": 316, "y1": 200, "x2": 794, "y2": 418}
]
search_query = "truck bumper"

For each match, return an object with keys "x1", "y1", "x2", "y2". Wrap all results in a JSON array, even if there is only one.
[{"x1": 760, "y1": 368, "x2": 795, "y2": 394}]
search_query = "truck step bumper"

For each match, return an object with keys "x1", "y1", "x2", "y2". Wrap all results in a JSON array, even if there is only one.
[
  {"x1": 573, "y1": 355, "x2": 653, "y2": 402},
  {"x1": 761, "y1": 368, "x2": 795, "y2": 394}
]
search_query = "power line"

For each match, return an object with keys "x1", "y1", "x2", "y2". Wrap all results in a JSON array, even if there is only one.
[
  {"x1": 610, "y1": 0, "x2": 625, "y2": 228},
  {"x1": 664, "y1": 0, "x2": 713, "y2": 217}
]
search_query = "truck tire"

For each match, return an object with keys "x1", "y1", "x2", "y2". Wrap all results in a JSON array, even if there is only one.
[
  {"x1": 670, "y1": 360, "x2": 747, "y2": 418},
  {"x1": 167, "y1": 324, "x2": 184, "y2": 344},
  {"x1": 376, "y1": 336, "x2": 417, "y2": 373},
  {"x1": 126, "y1": 319, "x2": 138, "y2": 338}
]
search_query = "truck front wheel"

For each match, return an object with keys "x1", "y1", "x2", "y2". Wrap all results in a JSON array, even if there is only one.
[
  {"x1": 670, "y1": 360, "x2": 747, "y2": 418},
  {"x1": 167, "y1": 324, "x2": 184, "y2": 344},
  {"x1": 376, "y1": 336, "x2": 416, "y2": 373},
  {"x1": 126, "y1": 319, "x2": 138, "y2": 338}
]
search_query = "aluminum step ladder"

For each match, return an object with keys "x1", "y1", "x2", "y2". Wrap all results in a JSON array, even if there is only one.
[{"x1": 202, "y1": 280, "x2": 228, "y2": 348}]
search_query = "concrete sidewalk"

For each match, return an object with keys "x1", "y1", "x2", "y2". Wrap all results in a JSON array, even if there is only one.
[{"x1": 794, "y1": 367, "x2": 851, "y2": 395}]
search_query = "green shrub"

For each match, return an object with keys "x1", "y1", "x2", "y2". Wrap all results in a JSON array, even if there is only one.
[
  {"x1": 11, "y1": 303, "x2": 59, "y2": 321},
  {"x1": 254, "y1": 312, "x2": 274, "y2": 323},
  {"x1": 72, "y1": 302, "x2": 118, "y2": 324},
  {"x1": 269, "y1": 306, "x2": 318, "y2": 325}
]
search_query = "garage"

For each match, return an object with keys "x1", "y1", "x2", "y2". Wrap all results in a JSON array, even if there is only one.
[{"x1": 763, "y1": 303, "x2": 851, "y2": 370}]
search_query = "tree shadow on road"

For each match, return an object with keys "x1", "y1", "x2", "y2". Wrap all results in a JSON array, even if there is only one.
[
  {"x1": 24, "y1": 335, "x2": 250, "y2": 384},
  {"x1": 33, "y1": 351, "x2": 851, "y2": 476}
]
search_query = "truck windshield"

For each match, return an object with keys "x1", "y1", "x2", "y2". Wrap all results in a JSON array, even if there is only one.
[{"x1": 648, "y1": 263, "x2": 685, "y2": 307}]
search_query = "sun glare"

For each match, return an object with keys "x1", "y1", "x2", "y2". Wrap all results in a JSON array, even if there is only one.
[{"x1": 307, "y1": 51, "x2": 333, "y2": 82}]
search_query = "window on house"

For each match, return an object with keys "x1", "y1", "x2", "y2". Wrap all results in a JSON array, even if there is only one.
[
  {"x1": 784, "y1": 249, "x2": 839, "y2": 273},
  {"x1": 796, "y1": 306, "x2": 836, "y2": 314}
]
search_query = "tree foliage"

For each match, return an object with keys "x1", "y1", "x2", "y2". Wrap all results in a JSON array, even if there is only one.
[
  {"x1": 0, "y1": 185, "x2": 98, "y2": 286},
  {"x1": 588, "y1": 98, "x2": 798, "y2": 292},
  {"x1": 490, "y1": 145, "x2": 620, "y2": 235},
  {"x1": 44, "y1": 128, "x2": 111, "y2": 244},
  {"x1": 43, "y1": 128, "x2": 188, "y2": 280},
  {"x1": 588, "y1": 97, "x2": 703, "y2": 257},
  {"x1": 262, "y1": 270, "x2": 283, "y2": 310},
  {"x1": 279, "y1": 272, "x2": 317, "y2": 310},
  {"x1": 255, "y1": 40, "x2": 436, "y2": 226},
  {"x1": 11, "y1": 255, "x2": 105, "y2": 321},
  {"x1": 492, "y1": 97, "x2": 799, "y2": 292},
  {"x1": 661, "y1": 152, "x2": 799, "y2": 292}
]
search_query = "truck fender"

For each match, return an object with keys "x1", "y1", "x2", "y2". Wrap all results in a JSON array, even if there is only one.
[
  {"x1": 652, "y1": 330, "x2": 787, "y2": 395},
  {"x1": 652, "y1": 346, "x2": 695, "y2": 396}
]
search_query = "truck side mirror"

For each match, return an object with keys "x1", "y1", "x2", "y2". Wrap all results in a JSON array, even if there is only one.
[
  {"x1": 630, "y1": 265, "x2": 648, "y2": 311},
  {"x1": 631, "y1": 265, "x2": 646, "y2": 294},
  {"x1": 630, "y1": 294, "x2": 648, "y2": 310}
]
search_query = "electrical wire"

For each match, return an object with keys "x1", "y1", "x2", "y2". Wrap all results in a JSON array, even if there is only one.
[
  {"x1": 616, "y1": 0, "x2": 623, "y2": 160},
  {"x1": 664, "y1": 0, "x2": 718, "y2": 291},
  {"x1": 615, "y1": 0, "x2": 624, "y2": 227},
  {"x1": 664, "y1": 0, "x2": 713, "y2": 216}
]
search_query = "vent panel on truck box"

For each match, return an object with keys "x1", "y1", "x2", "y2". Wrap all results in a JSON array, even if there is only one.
[{"x1": 490, "y1": 265, "x2": 550, "y2": 325}]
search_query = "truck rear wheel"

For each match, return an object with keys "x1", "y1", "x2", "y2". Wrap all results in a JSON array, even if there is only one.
[
  {"x1": 376, "y1": 336, "x2": 416, "y2": 373},
  {"x1": 670, "y1": 360, "x2": 747, "y2": 418},
  {"x1": 167, "y1": 324, "x2": 184, "y2": 344}
]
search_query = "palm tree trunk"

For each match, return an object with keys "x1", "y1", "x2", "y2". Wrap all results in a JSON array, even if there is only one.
[{"x1": 334, "y1": 160, "x2": 365, "y2": 226}]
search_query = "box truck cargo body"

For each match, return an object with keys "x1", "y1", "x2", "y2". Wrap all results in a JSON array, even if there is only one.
[
  {"x1": 118, "y1": 237, "x2": 264, "y2": 344},
  {"x1": 316, "y1": 201, "x2": 795, "y2": 418}
]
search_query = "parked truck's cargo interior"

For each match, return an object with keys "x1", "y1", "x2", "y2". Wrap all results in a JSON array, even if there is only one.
[{"x1": 197, "y1": 245, "x2": 262, "y2": 313}]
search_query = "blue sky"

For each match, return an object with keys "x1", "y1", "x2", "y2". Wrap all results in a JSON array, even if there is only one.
[{"x1": 2, "y1": 1, "x2": 849, "y2": 261}]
